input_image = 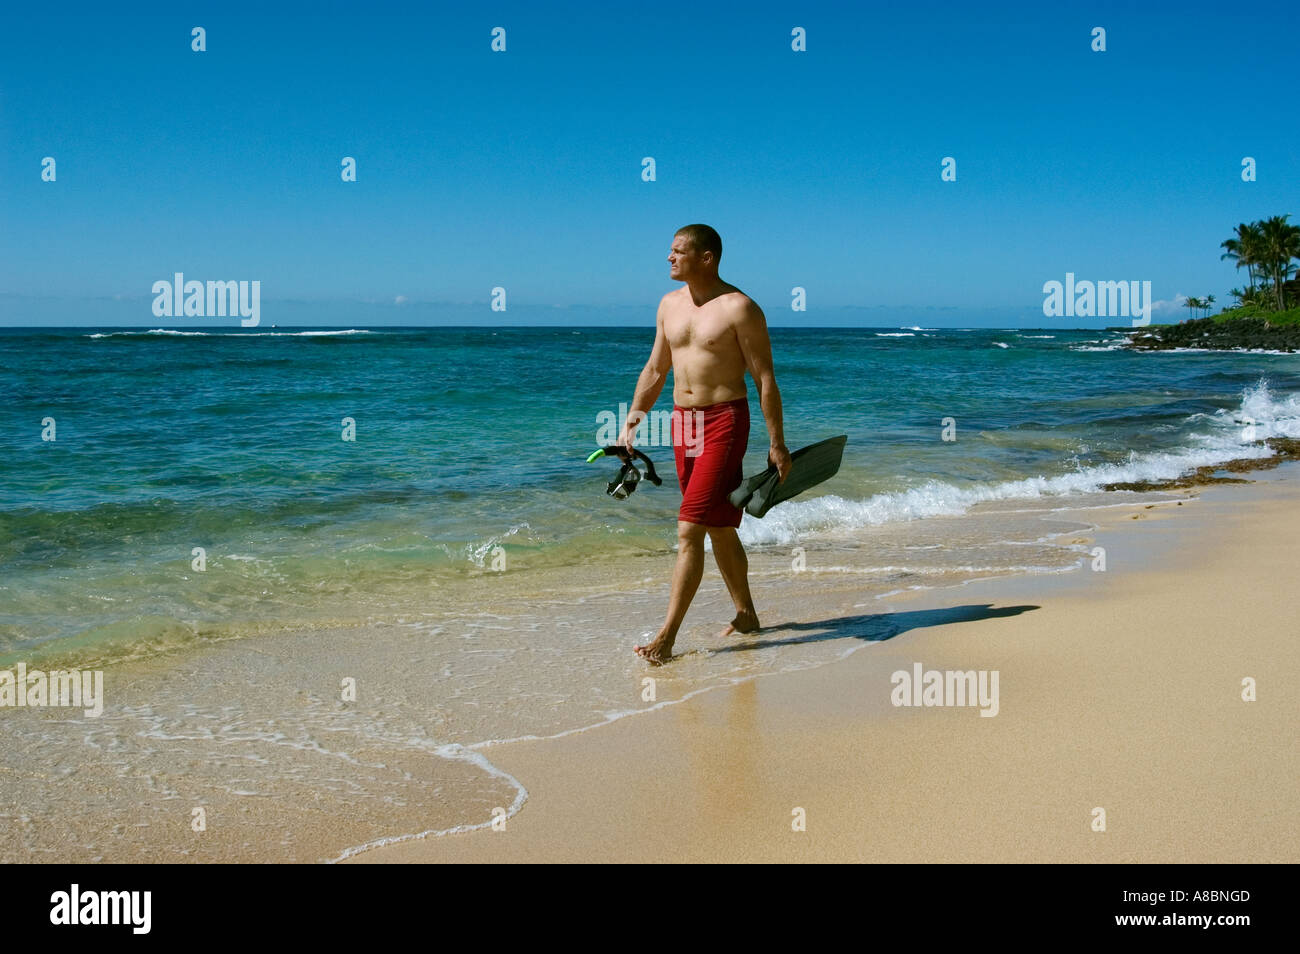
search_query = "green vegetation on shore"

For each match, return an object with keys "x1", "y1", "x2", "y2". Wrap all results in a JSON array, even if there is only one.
[
  {"x1": 1127, "y1": 215, "x2": 1299, "y2": 351},
  {"x1": 1207, "y1": 304, "x2": 1300, "y2": 327}
]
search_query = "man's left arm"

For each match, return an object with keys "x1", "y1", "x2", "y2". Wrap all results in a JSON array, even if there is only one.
[{"x1": 736, "y1": 300, "x2": 792, "y2": 482}]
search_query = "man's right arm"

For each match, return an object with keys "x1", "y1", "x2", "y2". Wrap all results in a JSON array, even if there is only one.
[{"x1": 619, "y1": 297, "x2": 672, "y2": 449}]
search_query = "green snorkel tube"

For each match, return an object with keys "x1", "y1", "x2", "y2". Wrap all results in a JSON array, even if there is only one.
[{"x1": 586, "y1": 446, "x2": 663, "y2": 499}]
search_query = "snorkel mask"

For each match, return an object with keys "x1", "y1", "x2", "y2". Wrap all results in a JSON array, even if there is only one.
[{"x1": 585, "y1": 446, "x2": 663, "y2": 499}]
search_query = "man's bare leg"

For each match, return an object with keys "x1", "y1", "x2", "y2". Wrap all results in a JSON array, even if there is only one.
[
  {"x1": 707, "y1": 526, "x2": 760, "y2": 636},
  {"x1": 635, "y1": 520, "x2": 708, "y2": 664}
]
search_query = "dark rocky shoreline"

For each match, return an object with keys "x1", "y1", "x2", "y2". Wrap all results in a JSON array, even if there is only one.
[{"x1": 1125, "y1": 317, "x2": 1300, "y2": 352}]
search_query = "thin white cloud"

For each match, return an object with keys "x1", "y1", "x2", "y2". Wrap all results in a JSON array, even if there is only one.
[{"x1": 1150, "y1": 295, "x2": 1187, "y2": 315}]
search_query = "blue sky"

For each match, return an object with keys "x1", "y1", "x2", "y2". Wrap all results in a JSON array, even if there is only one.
[{"x1": 2, "y1": 0, "x2": 1296, "y2": 327}]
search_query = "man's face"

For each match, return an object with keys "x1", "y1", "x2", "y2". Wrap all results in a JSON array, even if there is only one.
[{"x1": 668, "y1": 234, "x2": 708, "y2": 281}]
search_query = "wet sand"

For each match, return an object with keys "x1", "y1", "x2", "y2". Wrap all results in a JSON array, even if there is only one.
[{"x1": 348, "y1": 468, "x2": 1299, "y2": 863}]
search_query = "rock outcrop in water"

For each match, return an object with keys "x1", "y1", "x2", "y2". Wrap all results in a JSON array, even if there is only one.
[{"x1": 1126, "y1": 316, "x2": 1300, "y2": 352}]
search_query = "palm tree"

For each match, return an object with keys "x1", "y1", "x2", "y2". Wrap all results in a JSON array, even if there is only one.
[
  {"x1": 1204, "y1": 294, "x2": 1216, "y2": 317},
  {"x1": 1184, "y1": 296, "x2": 1203, "y2": 321},
  {"x1": 1244, "y1": 222, "x2": 1267, "y2": 292},
  {"x1": 1221, "y1": 222, "x2": 1266, "y2": 294},
  {"x1": 1222, "y1": 231, "x2": 1248, "y2": 289},
  {"x1": 1258, "y1": 215, "x2": 1300, "y2": 311}
]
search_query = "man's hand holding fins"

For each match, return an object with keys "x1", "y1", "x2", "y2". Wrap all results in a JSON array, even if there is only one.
[{"x1": 769, "y1": 441, "x2": 792, "y2": 485}]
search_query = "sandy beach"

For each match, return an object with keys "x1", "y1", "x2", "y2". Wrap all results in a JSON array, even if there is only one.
[{"x1": 347, "y1": 467, "x2": 1299, "y2": 864}]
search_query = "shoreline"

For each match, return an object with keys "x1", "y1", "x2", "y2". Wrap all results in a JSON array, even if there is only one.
[
  {"x1": 1126, "y1": 313, "x2": 1300, "y2": 352},
  {"x1": 2, "y1": 463, "x2": 1295, "y2": 862},
  {"x1": 347, "y1": 465, "x2": 1299, "y2": 864}
]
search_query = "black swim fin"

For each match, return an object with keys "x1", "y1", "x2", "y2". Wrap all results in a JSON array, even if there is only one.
[{"x1": 728, "y1": 435, "x2": 847, "y2": 518}]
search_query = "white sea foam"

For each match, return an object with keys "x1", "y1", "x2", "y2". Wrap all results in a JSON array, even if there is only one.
[
  {"x1": 753, "y1": 563, "x2": 1079, "y2": 576},
  {"x1": 328, "y1": 742, "x2": 529, "y2": 863},
  {"x1": 1069, "y1": 339, "x2": 1131, "y2": 351},
  {"x1": 1143, "y1": 346, "x2": 1298, "y2": 356},
  {"x1": 86, "y1": 328, "x2": 208, "y2": 338},
  {"x1": 277, "y1": 329, "x2": 374, "y2": 336},
  {"x1": 86, "y1": 328, "x2": 376, "y2": 338},
  {"x1": 737, "y1": 383, "x2": 1295, "y2": 547}
]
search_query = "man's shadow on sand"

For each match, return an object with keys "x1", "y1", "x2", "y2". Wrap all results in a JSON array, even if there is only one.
[{"x1": 711, "y1": 603, "x2": 1039, "y2": 654}]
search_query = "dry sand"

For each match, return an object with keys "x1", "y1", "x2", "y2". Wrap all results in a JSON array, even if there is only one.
[{"x1": 347, "y1": 468, "x2": 1299, "y2": 863}]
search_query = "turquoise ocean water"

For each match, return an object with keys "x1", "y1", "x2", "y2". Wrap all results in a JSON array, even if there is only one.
[{"x1": 2, "y1": 324, "x2": 1299, "y2": 860}]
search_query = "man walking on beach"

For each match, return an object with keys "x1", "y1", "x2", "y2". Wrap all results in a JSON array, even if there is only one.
[{"x1": 621, "y1": 224, "x2": 791, "y2": 664}]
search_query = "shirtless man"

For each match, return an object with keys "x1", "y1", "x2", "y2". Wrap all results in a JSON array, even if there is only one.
[{"x1": 623, "y1": 224, "x2": 792, "y2": 664}]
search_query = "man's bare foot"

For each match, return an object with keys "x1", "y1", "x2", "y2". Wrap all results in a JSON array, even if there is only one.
[
  {"x1": 720, "y1": 608, "x2": 759, "y2": 637},
  {"x1": 634, "y1": 637, "x2": 674, "y2": 665}
]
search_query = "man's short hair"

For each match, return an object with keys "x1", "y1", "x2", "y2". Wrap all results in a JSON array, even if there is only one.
[{"x1": 675, "y1": 224, "x2": 722, "y2": 264}]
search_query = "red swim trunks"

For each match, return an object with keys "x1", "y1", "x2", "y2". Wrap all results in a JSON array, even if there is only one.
[{"x1": 672, "y1": 397, "x2": 749, "y2": 528}]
